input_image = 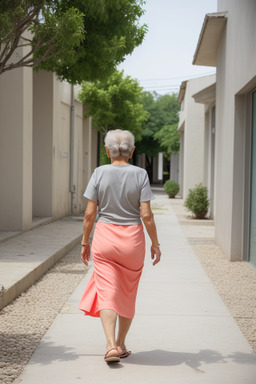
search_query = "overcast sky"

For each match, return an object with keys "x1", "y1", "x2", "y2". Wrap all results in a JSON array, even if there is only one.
[{"x1": 118, "y1": 0, "x2": 217, "y2": 94}]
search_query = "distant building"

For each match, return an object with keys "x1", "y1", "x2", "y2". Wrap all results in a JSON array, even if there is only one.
[{"x1": 177, "y1": 74, "x2": 216, "y2": 207}]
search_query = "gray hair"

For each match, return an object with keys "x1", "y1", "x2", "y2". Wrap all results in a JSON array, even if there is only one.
[{"x1": 104, "y1": 129, "x2": 135, "y2": 158}]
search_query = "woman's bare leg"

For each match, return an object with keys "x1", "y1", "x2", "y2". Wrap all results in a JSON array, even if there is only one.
[
  {"x1": 116, "y1": 315, "x2": 133, "y2": 350},
  {"x1": 100, "y1": 309, "x2": 118, "y2": 355}
]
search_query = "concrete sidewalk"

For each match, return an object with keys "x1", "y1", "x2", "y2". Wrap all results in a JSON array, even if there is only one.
[
  {"x1": 13, "y1": 193, "x2": 256, "y2": 384},
  {"x1": 0, "y1": 217, "x2": 83, "y2": 310}
]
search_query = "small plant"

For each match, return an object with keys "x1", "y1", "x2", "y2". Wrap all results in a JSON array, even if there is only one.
[
  {"x1": 184, "y1": 183, "x2": 209, "y2": 219},
  {"x1": 164, "y1": 180, "x2": 179, "y2": 198}
]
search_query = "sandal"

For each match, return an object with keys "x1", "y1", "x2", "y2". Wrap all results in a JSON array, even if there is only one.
[
  {"x1": 118, "y1": 347, "x2": 131, "y2": 359},
  {"x1": 104, "y1": 348, "x2": 120, "y2": 363}
]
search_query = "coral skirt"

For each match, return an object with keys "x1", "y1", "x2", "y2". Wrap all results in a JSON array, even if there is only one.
[{"x1": 79, "y1": 221, "x2": 145, "y2": 319}]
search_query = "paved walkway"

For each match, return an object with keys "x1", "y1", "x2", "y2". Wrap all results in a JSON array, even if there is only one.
[{"x1": 10, "y1": 192, "x2": 256, "y2": 383}]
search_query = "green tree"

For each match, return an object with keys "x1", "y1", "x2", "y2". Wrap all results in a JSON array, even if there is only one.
[
  {"x1": 154, "y1": 123, "x2": 180, "y2": 155},
  {"x1": 0, "y1": 0, "x2": 147, "y2": 83},
  {"x1": 154, "y1": 94, "x2": 180, "y2": 155},
  {"x1": 136, "y1": 91, "x2": 161, "y2": 158},
  {"x1": 136, "y1": 92, "x2": 180, "y2": 180},
  {"x1": 78, "y1": 70, "x2": 148, "y2": 163}
]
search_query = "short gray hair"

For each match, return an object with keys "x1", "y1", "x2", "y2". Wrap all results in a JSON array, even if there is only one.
[{"x1": 104, "y1": 129, "x2": 135, "y2": 158}]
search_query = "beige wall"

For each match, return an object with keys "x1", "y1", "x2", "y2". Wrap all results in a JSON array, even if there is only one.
[
  {"x1": 214, "y1": 0, "x2": 256, "y2": 260},
  {"x1": 33, "y1": 73, "x2": 98, "y2": 221},
  {"x1": 1, "y1": 67, "x2": 97, "y2": 231},
  {"x1": 33, "y1": 72, "x2": 53, "y2": 217},
  {"x1": 52, "y1": 98, "x2": 71, "y2": 219},
  {"x1": 0, "y1": 56, "x2": 33, "y2": 231}
]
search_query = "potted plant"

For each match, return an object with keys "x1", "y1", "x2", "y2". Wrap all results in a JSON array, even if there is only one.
[
  {"x1": 184, "y1": 183, "x2": 209, "y2": 219},
  {"x1": 163, "y1": 180, "x2": 179, "y2": 198}
]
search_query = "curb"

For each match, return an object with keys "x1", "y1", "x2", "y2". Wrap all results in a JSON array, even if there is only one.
[{"x1": 0, "y1": 235, "x2": 82, "y2": 311}]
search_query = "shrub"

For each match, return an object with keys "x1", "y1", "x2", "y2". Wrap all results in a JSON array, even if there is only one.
[
  {"x1": 163, "y1": 180, "x2": 179, "y2": 198},
  {"x1": 184, "y1": 183, "x2": 209, "y2": 219}
]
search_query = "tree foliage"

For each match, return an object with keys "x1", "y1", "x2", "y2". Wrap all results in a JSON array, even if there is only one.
[
  {"x1": 78, "y1": 70, "x2": 148, "y2": 140},
  {"x1": 137, "y1": 92, "x2": 180, "y2": 157},
  {"x1": 0, "y1": 0, "x2": 147, "y2": 83},
  {"x1": 136, "y1": 92, "x2": 160, "y2": 157},
  {"x1": 154, "y1": 123, "x2": 180, "y2": 154}
]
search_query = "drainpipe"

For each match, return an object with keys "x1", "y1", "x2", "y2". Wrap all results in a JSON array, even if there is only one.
[{"x1": 69, "y1": 84, "x2": 75, "y2": 216}]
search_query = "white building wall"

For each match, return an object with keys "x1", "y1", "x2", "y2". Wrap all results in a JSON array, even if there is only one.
[{"x1": 215, "y1": 0, "x2": 256, "y2": 260}]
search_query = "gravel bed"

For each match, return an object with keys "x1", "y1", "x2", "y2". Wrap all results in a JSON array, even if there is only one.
[
  {"x1": 0, "y1": 244, "x2": 88, "y2": 384},
  {"x1": 192, "y1": 243, "x2": 256, "y2": 353}
]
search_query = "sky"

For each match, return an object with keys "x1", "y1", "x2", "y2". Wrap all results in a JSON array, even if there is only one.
[{"x1": 118, "y1": 0, "x2": 217, "y2": 95}]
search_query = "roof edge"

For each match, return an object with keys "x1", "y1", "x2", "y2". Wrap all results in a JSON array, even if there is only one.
[
  {"x1": 177, "y1": 81, "x2": 188, "y2": 104},
  {"x1": 193, "y1": 12, "x2": 228, "y2": 67}
]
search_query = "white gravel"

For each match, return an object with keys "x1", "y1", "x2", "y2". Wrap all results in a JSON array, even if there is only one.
[{"x1": 0, "y1": 244, "x2": 88, "y2": 384}]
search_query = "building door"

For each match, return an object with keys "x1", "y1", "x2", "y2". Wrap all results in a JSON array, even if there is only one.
[{"x1": 249, "y1": 91, "x2": 256, "y2": 267}]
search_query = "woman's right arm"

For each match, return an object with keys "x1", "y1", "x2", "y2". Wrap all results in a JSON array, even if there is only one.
[
  {"x1": 81, "y1": 200, "x2": 98, "y2": 266},
  {"x1": 140, "y1": 201, "x2": 161, "y2": 266}
]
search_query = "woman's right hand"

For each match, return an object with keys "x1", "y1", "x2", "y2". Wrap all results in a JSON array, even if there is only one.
[{"x1": 151, "y1": 245, "x2": 161, "y2": 266}]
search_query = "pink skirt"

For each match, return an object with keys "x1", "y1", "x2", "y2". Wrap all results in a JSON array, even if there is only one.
[{"x1": 79, "y1": 221, "x2": 145, "y2": 319}]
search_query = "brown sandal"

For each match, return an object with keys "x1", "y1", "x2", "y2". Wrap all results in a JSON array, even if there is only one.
[
  {"x1": 104, "y1": 348, "x2": 120, "y2": 363},
  {"x1": 119, "y1": 347, "x2": 131, "y2": 359}
]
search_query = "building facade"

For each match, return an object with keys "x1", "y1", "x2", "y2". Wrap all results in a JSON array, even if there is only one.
[
  {"x1": 0, "y1": 65, "x2": 98, "y2": 232},
  {"x1": 177, "y1": 74, "x2": 216, "y2": 201},
  {"x1": 193, "y1": 0, "x2": 256, "y2": 265}
]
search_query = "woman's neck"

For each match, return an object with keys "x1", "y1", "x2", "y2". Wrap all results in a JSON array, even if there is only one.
[{"x1": 111, "y1": 156, "x2": 130, "y2": 166}]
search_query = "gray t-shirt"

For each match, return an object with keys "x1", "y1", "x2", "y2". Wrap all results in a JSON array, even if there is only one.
[{"x1": 84, "y1": 164, "x2": 154, "y2": 225}]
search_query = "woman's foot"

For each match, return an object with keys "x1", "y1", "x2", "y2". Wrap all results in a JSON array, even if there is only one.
[
  {"x1": 104, "y1": 347, "x2": 120, "y2": 363},
  {"x1": 117, "y1": 345, "x2": 131, "y2": 359}
]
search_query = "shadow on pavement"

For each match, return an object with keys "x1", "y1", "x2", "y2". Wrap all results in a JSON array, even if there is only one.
[
  {"x1": 123, "y1": 349, "x2": 256, "y2": 370},
  {"x1": 17, "y1": 342, "x2": 255, "y2": 371}
]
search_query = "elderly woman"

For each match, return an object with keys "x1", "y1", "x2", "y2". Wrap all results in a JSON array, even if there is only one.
[{"x1": 79, "y1": 129, "x2": 161, "y2": 363}]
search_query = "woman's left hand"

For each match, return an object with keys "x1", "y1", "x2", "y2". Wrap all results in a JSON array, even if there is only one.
[{"x1": 81, "y1": 244, "x2": 90, "y2": 266}]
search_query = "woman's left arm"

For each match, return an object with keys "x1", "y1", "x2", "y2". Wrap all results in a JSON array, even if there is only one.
[{"x1": 81, "y1": 200, "x2": 98, "y2": 266}]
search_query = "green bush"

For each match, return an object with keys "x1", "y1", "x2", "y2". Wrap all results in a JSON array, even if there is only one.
[
  {"x1": 163, "y1": 180, "x2": 179, "y2": 198},
  {"x1": 184, "y1": 183, "x2": 209, "y2": 219},
  {"x1": 100, "y1": 144, "x2": 111, "y2": 165}
]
